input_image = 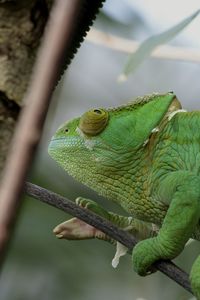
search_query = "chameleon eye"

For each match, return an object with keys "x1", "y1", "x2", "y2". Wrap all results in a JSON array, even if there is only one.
[
  {"x1": 79, "y1": 108, "x2": 109, "y2": 136},
  {"x1": 93, "y1": 109, "x2": 102, "y2": 114},
  {"x1": 64, "y1": 128, "x2": 69, "y2": 133}
]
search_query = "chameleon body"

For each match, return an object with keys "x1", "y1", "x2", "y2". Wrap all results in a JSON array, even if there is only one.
[{"x1": 48, "y1": 93, "x2": 200, "y2": 298}]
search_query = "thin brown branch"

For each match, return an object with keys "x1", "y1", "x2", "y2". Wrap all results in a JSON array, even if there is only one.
[
  {"x1": 0, "y1": 0, "x2": 83, "y2": 262},
  {"x1": 25, "y1": 182, "x2": 192, "y2": 295}
]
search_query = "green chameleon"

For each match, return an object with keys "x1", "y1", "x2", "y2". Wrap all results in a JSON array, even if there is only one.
[{"x1": 48, "y1": 92, "x2": 200, "y2": 298}]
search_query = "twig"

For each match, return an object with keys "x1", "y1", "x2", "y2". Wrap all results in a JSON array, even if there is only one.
[
  {"x1": 25, "y1": 182, "x2": 192, "y2": 295},
  {"x1": 0, "y1": 0, "x2": 83, "y2": 262},
  {"x1": 86, "y1": 28, "x2": 200, "y2": 63}
]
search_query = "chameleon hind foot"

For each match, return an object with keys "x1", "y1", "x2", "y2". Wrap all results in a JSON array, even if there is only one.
[{"x1": 132, "y1": 237, "x2": 159, "y2": 276}]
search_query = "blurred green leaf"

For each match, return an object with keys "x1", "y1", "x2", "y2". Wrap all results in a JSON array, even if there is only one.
[{"x1": 120, "y1": 9, "x2": 200, "y2": 80}]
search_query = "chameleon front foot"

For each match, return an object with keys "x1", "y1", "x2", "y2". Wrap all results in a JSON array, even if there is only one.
[
  {"x1": 53, "y1": 197, "x2": 108, "y2": 241},
  {"x1": 75, "y1": 197, "x2": 110, "y2": 219},
  {"x1": 53, "y1": 217, "x2": 104, "y2": 240}
]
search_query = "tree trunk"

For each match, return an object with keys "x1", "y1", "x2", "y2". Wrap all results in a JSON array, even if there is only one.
[{"x1": 0, "y1": 0, "x2": 52, "y2": 174}]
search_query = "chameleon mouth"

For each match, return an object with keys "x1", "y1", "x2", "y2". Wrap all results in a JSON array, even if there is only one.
[
  {"x1": 48, "y1": 136, "x2": 85, "y2": 159},
  {"x1": 48, "y1": 138, "x2": 65, "y2": 157}
]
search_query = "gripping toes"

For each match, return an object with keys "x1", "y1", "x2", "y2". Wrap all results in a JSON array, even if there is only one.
[
  {"x1": 53, "y1": 197, "x2": 110, "y2": 241},
  {"x1": 132, "y1": 238, "x2": 159, "y2": 276},
  {"x1": 75, "y1": 197, "x2": 110, "y2": 219},
  {"x1": 53, "y1": 218, "x2": 97, "y2": 240},
  {"x1": 75, "y1": 197, "x2": 95, "y2": 208},
  {"x1": 53, "y1": 217, "x2": 107, "y2": 240}
]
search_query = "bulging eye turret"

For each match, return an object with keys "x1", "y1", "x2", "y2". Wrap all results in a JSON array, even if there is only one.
[{"x1": 79, "y1": 108, "x2": 109, "y2": 136}]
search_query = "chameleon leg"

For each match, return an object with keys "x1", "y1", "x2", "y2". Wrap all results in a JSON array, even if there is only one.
[
  {"x1": 132, "y1": 172, "x2": 200, "y2": 280},
  {"x1": 190, "y1": 255, "x2": 200, "y2": 299},
  {"x1": 53, "y1": 197, "x2": 158, "y2": 243}
]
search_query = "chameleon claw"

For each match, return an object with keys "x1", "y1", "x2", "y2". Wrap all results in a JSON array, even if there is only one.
[{"x1": 55, "y1": 233, "x2": 64, "y2": 239}]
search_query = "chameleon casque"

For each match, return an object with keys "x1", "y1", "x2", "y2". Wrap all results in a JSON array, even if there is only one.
[{"x1": 48, "y1": 92, "x2": 200, "y2": 298}]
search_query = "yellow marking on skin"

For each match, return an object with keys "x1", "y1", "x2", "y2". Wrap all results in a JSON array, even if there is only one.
[
  {"x1": 76, "y1": 126, "x2": 85, "y2": 138},
  {"x1": 76, "y1": 127, "x2": 95, "y2": 150},
  {"x1": 151, "y1": 127, "x2": 159, "y2": 133},
  {"x1": 168, "y1": 109, "x2": 187, "y2": 121},
  {"x1": 143, "y1": 139, "x2": 149, "y2": 147}
]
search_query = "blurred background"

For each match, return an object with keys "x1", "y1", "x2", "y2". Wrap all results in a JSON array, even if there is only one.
[{"x1": 1, "y1": 0, "x2": 200, "y2": 299}]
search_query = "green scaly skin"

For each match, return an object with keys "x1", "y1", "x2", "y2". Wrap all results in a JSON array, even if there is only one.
[{"x1": 48, "y1": 92, "x2": 200, "y2": 298}]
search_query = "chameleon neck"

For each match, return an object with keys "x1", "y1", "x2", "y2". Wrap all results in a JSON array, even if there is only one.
[{"x1": 87, "y1": 146, "x2": 167, "y2": 224}]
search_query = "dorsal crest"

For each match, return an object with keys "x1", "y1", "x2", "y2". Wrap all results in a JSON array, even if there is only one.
[{"x1": 108, "y1": 92, "x2": 178, "y2": 113}]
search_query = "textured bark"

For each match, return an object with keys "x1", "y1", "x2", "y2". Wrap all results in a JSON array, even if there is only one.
[
  {"x1": 0, "y1": 96, "x2": 19, "y2": 173},
  {"x1": 0, "y1": 0, "x2": 52, "y2": 173}
]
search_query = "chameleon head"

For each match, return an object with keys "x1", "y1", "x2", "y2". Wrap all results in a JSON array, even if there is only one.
[
  {"x1": 48, "y1": 107, "x2": 120, "y2": 188},
  {"x1": 48, "y1": 93, "x2": 179, "y2": 197},
  {"x1": 48, "y1": 108, "x2": 111, "y2": 187}
]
